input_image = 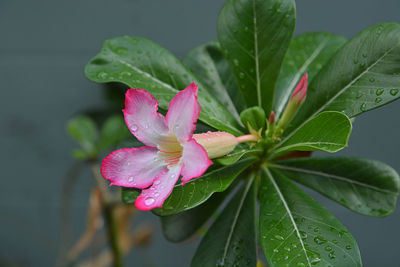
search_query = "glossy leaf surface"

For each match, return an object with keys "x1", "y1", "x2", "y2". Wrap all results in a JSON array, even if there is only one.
[
  {"x1": 192, "y1": 178, "x2": 257, "y2": 267},
  {"x1": 272, "y1": 111, "x2": 352, "y2": 156},
  {"x1": 218, "y1": 0, "x2": 296, "y2": 113},
  {"x1": 285, "y1": 23, "x2": 400, "y2": 139},
  {"x1": 216, "y1": 144, "x2": 262, "y2": 166},
  {"x1": 152, "y1": 158, "x2": 256, "y2": 216},
  {"x1": 161, "y1": 190, "x2": 228, "y2": 243},
  {"x1": 85, "y1": 36, "x2": 243, "y2": 135},
  {"x1": 275, "y1": 32, "x2": 347, "y2": 116},
  {"x1": 260, "y1": 168, "x2": 361, "y2": 267},
  {"x1": 183, "y1": 40, "x2": 246, "y2": 114},
  {"x1": 271, "y1": 157, "x2": 400, "y2": 217}
]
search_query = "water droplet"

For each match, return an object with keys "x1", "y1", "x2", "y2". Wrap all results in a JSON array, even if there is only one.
[
  {"x1": 144, "y1": 197, "x2": 155, "y2": 206},
  {"x1": 325, "y1": 245, "x2": 332, "y2": 251},
  {"x1": 311, "y1": 257, "x2": 321, "y2": 265},
  {"x1": 297, "y1": 263, "x2": 306, "y2": 267},
  {"x1": 376, "y1": 88, "x2": 384, "y2": 95},
  {"x1": 155, "y1": 192, "x2": 160, "y2": 197},
  {"x1": 345, "y1": 245, "x2": 352, "y2": 250},
  {"x1": 284, "y1": 246, "x2": 291, "y2": 252},
  {"x1": 154, "y1": 179, "x2": 161, "y2": 185},
  {"x1": 328, "y1": 251, "x2": 336, "y2": 259},
  {"x1": 273, "y1": 249, "x2": 279, "y2": 253},
  {"x1": 360, "y1": 103, "x2": 367, "y2": 112},
  {"x1": 369, "y1": 77, "x2": 375, "y2": 83},
  {"x1": 353, "y1": 58, "x2": 359, "y2": 64},
  {"x1": 314, "y1": 236, "x2": 327, "y2": 245},
  {"x1": 97, "y1": 72, "x2": 108, "y2": 79},
  {"x1": 390, "y1": 89, "x2": 399, "y2": 96},
  {"x1": 332, "y1": 240, "x2": 338, "y2": 244},
  {"x1": 239, "y1": 72, "x2": 245, "y2": 79},
  {"x1": 131, "y1": 124, "x2": 138, "y2": 131},
  {"x1": 274, "y1": 235, "x2": 284, "y2": 241},
  {"x1": 233, "y1": 59, "x2": 239, "y2": 67},
  {"x1": 299, "y1": 231, "x2": 307, "y2": 239},
  {"x1": 128, "y1": 176, "x2": 134, "y2": 183},
  {"x1": 314, "y1": 227, "x2": 319, "y2": 233},
  {"x1": 375, "y1": 97, "x2": 382, "y2": 103},
  {"x1": 362, "y1": 53, "x2": 367, "y2": 58},
  {"x1": 360, "y1": 63, "x2": 366, "y2": 68},
  {"x1": 244, "y1": 26, "x2": 249, "y2": 32}
]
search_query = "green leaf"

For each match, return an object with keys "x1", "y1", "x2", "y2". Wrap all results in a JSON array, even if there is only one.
[
  {"x1": 218, "y1": 0, "x2": 296, "y2": 113},
  {"x1": 153, "y1": 157, "x2": 256, "y2": 216},
  {"x1": 270, "y1": 157, "x2": 400, "y2": 217},
  {"x1": 191, "y1": 177, "x2": 257, "y2": 267},
  {"x1": 161, "y1": 190, "x2": 228, "y2": 243},
  {"x1": 260, "y1": 168, "x2": 361, "y2": 267},
  {"x1": 240, "y1": 106, "x2": 266, "y2": 131},
  {"x1": 66, "y1": 115, "x2": 98, "y2": 156},
  {"x1": 98, "y1": 115, "x2": 130, "y2": 150},
  {"x1": 121, "y1": 188, "x2": 140, "y2": 204},
  {"x1": 183, "y1": 40, "x2": 246, "y2": 115},
  {"x1": 285, "y1": 23, "x2": 400, "y2": 139},
  {"x1": 272, "y1": 111, "x2": 352, "y2": 156},
  {"x1": 275, "y1": 32, "x2": 347, "y2": 117},
  {"x1": 85, "y1": 36, "x2": 243, "y2": 135},
  {"x1": 216, "y1": 144, "x2": 262, "y2": 166}
]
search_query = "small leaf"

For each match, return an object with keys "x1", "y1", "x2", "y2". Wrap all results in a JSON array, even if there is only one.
[
  {"x1": 286, "y1": 23, "x2": 400, "y2": 138},
  {"x1": 272, "y1": 111, "x2": 352, "y2": 156},
  {"x1": 260, "y1": 168, "x2": 361, "y2": 267},
  {"x1": 98, "y1": 115, "x2": 130, "y2": 150},
  {"x1": 275, "y1": 32, "x2": 347, "y2": 117},
  {"x1": 191, "y1": 177, "x2": 257, "y2": 267},
  {"x1": 85, "y1": 36, "x2": 243, "y2": 135},
  {"x1": 153, "y1": 157, "x2": 256, "y2": 216},
  {"x1": 216, "y1": 144, "x2": 262, "y2": 166},
  {"x1": 218, "y1": 0, "x2": 296, "y2": 113},
  {"x1": 270, "y1": 157, "x2": 400, "y2": 217},
  {"x1": 66, "y1": 115, "x2": 98, "y2": 156},
  {"x1": 183, "y1": 40, "x2": 245, "y2": 115},
  {"x1": 240, "y1": 106, "x2": 266, "y2": 131},
  {"x1": 121, "y1": 188, "x2": 140, "y2": 204},
  {"x1": 161, "y1": 190, "x2": 228, "y2": 243}
]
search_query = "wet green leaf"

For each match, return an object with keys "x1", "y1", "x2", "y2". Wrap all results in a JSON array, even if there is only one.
[
  {"x1": 260, "y1": 168, "x2": 361, "y2": 267},
  {"x1": 218, "y1": 0, "x2": 295, "y2": 113},
  {"x1": 271, "y1": 157, "x2": 400, "y2": 217}
]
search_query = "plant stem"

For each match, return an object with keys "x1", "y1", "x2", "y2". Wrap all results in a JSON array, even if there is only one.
[{"x1": 90, "y1": 162, "x2": 123, "y2": 267}]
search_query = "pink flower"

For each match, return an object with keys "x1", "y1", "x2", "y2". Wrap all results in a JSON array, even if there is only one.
[
  {"x1": 290, "y1": 73, "x2": 308, "y2": 105},
  {"x1": 101, "y1": 83, "x2": 212, "y2": 211}
]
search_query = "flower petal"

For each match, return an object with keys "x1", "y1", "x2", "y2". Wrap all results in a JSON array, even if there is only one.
[
  {"x1": 165, "y1": 82, "x2": 201, "y2": 141},
  {"x1": 180, "y1": 139, "x2": 212, "y2": 184},
  {"x1": 135, "y1": 165, "x2": 182, "y2": 211},
  {"x1": 101, "y1": 146, "x2": 167, "y2": 188},
  {"x1": 124, "y1": 89, "x2": 169, "y2": 147}
]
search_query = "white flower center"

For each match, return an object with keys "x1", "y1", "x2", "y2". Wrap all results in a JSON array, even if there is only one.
[{"x1": 157, "y1": 132, "x2": 183, "y2": 167}]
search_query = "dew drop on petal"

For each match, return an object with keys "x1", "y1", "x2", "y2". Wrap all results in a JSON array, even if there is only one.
[
  {"x1": 144, "y1": 197, "x2": 155, "y2": 206},
  {"x1": 128, "y1": 176, "x2": 134, "y2": 183},
  {"x1": 154, "y1": 179, "x2": 161, "y2": 185},
  {"x1": 131, "y1": 124, "x2": 138, "y2": 132}
]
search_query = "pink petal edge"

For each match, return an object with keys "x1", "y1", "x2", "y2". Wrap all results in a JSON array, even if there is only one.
[
  {"x1": 101, "y1": 146, "x2": 167, "y2": 189},
  {"x1": 180, "y1": 139, "x2": 212, "y2": 184},
  {"x1": 165, "y1": 82, "x2": 201, "y2": 142},
  {"x1": 135, "y1": 165, "x2": 183, "y2": 211},
  {"x1": 123, "y1": 89, "x2": 168, "y2": 147}
]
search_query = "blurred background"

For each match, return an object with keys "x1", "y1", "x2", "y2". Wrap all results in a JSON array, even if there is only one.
[{"x1": 0, "y1": 0, "x2": 399, "y2": 266}]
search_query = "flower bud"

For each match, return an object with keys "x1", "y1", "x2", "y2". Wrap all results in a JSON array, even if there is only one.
[
  {"x1": 193, "y1": 131, "x2": 238, "y2": 159},
  {"x1": 277, "y1": 73, "x2": 308, "y2": 131}
]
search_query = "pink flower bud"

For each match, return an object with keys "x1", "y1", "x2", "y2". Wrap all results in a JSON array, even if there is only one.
[
  {"x1": 193, "y1": 131, "x2": 238, "y2": 159},
  {"x1": 291, "y1": 73, "x2": 308, "y2": 105},
  {"x1": 268, "y1": 111, "x2": 276, "y2": 124}
]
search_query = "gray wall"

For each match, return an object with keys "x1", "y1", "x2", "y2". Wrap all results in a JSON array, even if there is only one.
[{"x1": 0, "y1": 0, "x2": 399, "y2": 266}]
